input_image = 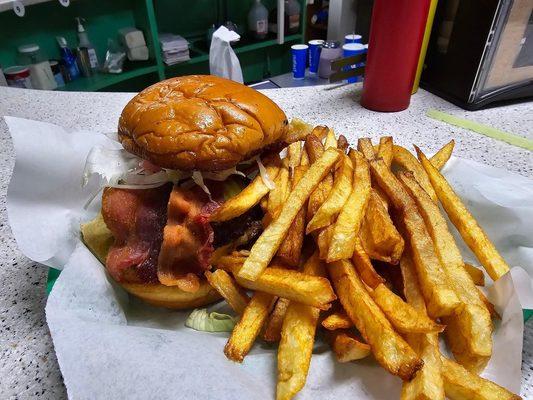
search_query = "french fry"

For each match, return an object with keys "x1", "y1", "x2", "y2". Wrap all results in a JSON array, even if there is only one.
[
  {"x1": 327, "y1": 151, "x2": 371, "y2": 262},
  {"x1": 277, "y1": 252, "x2": 324, "y2": 400},
  {"x1": 211, "y1": 154, "x2": 281, "y2": 222},
  {"x1": 370, "y1": 283, "x2": 445, "y2": 334},
  {"x1": 328, "y1": 259, "x2": 423, "y2": 380},
  {"x1": 378, "y1": 136, "x2": 393, "y2": 167},
  {"x1": 306, "y1": 154, "x2": 353, "y2": 233},
  {"x1": 305, "y1": 135, "x2": 335, "y2": 219},
  {"x1": 393, "y1": 145, "x2": 438, "y2": 202},
  {"x1": 322, "y1": 310, "x2": 352, "y2": 330},
  {"x1": 287, "y1": 141, "x2": 302, "y2": 170},
  {"x1": 310, "y1": 125, "x2": 329, "y2": 141},
  {"x1": 285, "y1": 118, "x2": 313, "y2": 143},
  {"x1": 400, "y1": 253, "x2": 445, "y2": 400},
  {"x1": 415, "y1": 146, "x2": 510, "y2": 281},
  {"x1": 263, "y1": 298, "x2": 291, "y2": 342},
  {"x1": 360, "y1": 190, "x2": 404, "y2": 264},
  {"x1": 205, "y1": 270, "x2": 250, "y2": 315},
  {"x1": 359, "y1": 138, "x2": 460, "y2": 318},
  {"x1": 276, "y1": 165, "x2": 308, "y2": 266},
  {"x1": 324, "y1": 128, "x2": 338, "y2": 149},
  {"x1": 238, "y1": 148, "x2": 340, "y2": 281},
  {"x1": 267, "y1": 163, "x2": 290, "y2": 219},
  {"x1": 329, "y1": 330, "x2": 371, "y2": 362},
  {"x1": 337, "y1": 134, "x2": 349, "y2": 152},
  {"x1": 441, "y1": 357, "x2": 521, "y2": 400},
  {"x1": 224, "y1": 291, "x2": 275, "y2": 362},
  {"x1": 227, "y1": 261, "x2": 336, "y2": 309},
  {"x1": 430, "y1": 139, "x2": 455, "y2": 171},
  {"x1": 352, "y1": 237, "x2": 385, "y2": 289},
  {"x1": 464, "y1": 263, "x2": 485, "y2": 286},
  {"x1": 317, "y1": 224, "x2": 334, "y2": 260}
]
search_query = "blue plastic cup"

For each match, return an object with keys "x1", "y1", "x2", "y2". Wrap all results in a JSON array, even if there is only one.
[
  {"x1": 342, "y1": 42, "x2": 366, "y2": 83},
  {"x1": 308, "y1": 39, "x2": 324, "y2": 74},
  {"x1": 291, "y1": 44, "x2": 308, "y2": 80},
  {"x1": 344, "y1": 34, "x2": 362, "y2": 44}
]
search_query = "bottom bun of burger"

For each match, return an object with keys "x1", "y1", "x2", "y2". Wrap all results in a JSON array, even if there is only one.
[{"x1": 121, "y1": 281, "x2": 220, "y2": 309}]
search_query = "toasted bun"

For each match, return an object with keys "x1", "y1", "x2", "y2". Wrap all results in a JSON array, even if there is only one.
[
  {"x1": 80, "y1": 213, "x2": 220, "y2": 309},
  {"x1": 118, "y1": 75, "x2": 288, "y2": 171},
  {"x1": 121, "y1": 281, "x2": 220, "y2": 309}
]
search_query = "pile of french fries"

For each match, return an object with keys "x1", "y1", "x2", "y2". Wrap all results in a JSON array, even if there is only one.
[{"x1": 207, "y1": 120, "x2": 522, "y2": 400}]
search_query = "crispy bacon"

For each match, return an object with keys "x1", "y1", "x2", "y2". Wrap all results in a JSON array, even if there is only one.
[
  {"x1": 102, "y1": 184, "x2": 172, "y2": 283},
  {"x1": 157, "y1": 186, "x2": 217, "y2": 292}
]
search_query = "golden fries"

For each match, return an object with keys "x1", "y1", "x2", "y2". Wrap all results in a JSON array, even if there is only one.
[
  {"x1": 322, "y1": 310, "x2": 352, "y2": 330},
  {"x1": 208, "y1": 131, "x2": 515, "y2": 400},
  {"x1": 205, "y1": 270, "x2": 250, "y2": 315},
  {"x1": 328, "y1": 259, "x2": 422, "y2": 380},
  {"x1": 430, "y1": 139, "x2": 455, "y2": 171},
  {"x1": 285, "y1": 118, "x2": 313, "y2": 143},
  {"x1": 371, "y1": 283, "x2": 445, "y2": 334},
  {"x1": 464, "y1": 263, "x2": 485, "y2": 286},
  {"x1": 400, "y1": 253, "x2": 445, "y2": 400},
  {"x1": 224, "y1": 291, "x2": 275, "y2": 362},
  {"x1": 398, "y1": 170, "x2": 493, "y2": 371},
  {"x1": 327, "y1": 151, "x2": 371, "y2": 262},
  {"x1": 352, "y1": 237, "x2": 385, "y2": 289},
  {"x1": 306, "y1": 154, "x2": 353, "y2": 233},
  {"x1": 359, "y1": 138, "x2": 459, "y2": 318},
  {"x1": 324, "y1": 128, "x2": 338, "y2": 149},
  {"x1": 263, "y1": 298, "x2": 291, "y2": 342},
  {"x1": 441, "y1": 357, "x2": 521, "y2": 400},
  {"x1": 238, "y1": 148, "x2": 340, "y2": 281},
  {"x1": 329, "y1": 330, "x2": 371, "y2": 362},
  {"x1": 267, "y1": 163, "x2": 290, "y2": 219},
  {"x1": 276, "y1": 165, "x2": 308, "y2": 266},
  {"x1": 378, "y1": 136, "x2": 393, "y2": 167},
  {"x1": 392, "y1": 144, "x2": 438, "y2": 202},
  {"x1": 416, "y1": 146, "x2": 510, "y2": 281},
  {"x1": 229, "y1": 264, "x2": 336, "y2": 310},
  {"x1": 211, "y1": 154, "x2": 281, "y2": 222},
  {"x1": 305, "y1": 135, "x2": 335, "y2": 219},
  {"x1": 360, "y1": 189, "x2": 404, "y2": 264},
  {"x1": 277, "y1": 252, "x2": 324, "y2": 400}
]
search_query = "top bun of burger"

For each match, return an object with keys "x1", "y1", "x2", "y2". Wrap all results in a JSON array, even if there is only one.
[{"x1": 118, "y1": 75, "x2": 288, "y2": 171}]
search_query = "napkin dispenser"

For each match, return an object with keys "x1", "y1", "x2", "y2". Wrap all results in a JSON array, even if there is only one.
[{"x1": 421, "y1": 0, "x2": 533, "y2": 110}]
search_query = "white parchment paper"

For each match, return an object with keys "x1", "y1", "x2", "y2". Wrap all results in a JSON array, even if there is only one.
[{"x1": 5, "y1": 116, "x2": 533, "y2": 399}]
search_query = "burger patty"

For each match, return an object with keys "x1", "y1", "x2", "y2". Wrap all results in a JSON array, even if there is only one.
[{"x1": 102, "y1": 184, "x2": 263, "y2": 285}]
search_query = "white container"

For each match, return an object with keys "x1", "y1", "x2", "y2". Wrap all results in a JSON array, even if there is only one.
[
  {"x1": 30, "y1": 61, "x2": 57, "y2": 90},
  {"x1": 248, "y1": 0, "x2": 268, "y2": 39},
  {"x1": 119, "y1": 27, "x2": 147, "y2": 49}
]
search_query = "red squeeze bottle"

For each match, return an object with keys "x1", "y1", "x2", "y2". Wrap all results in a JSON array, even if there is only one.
[{"x1": 361, "y1": 0, "x2": 431, "y2": 112}]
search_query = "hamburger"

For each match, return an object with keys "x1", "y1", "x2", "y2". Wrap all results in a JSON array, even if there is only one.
[{"x1": 82, "y1": 75, "x2": 291, "y2": 309}]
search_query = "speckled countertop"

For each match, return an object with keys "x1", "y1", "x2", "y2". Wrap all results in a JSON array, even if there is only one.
[{"x1": 0, "y1": 84, "x2": 531, "y2": 399}]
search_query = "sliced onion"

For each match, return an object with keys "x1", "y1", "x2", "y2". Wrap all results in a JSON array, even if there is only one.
[
  {"x1": 192, "y1": 171, "x2": 211, "y2": 199},
  {"x1": 256, "y1": 156, "x2": 275, "y2": 190},
  {"x1": 202, "y1": 167, "x2": 246, "y2": 181}
]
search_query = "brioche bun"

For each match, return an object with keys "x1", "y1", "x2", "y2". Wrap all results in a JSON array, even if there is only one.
[
  {"x1": 118, "y1": 75, "x2": 288, "y2": 171},
  {"x1": 81, "y1": 213, "x2": 220, "y2": 310}
]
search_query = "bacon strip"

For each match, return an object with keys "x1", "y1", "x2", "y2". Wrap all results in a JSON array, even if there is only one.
[
  {"x1": 102, "y1": 184, "x2": 172, "y2": 284},
  {"x1": 157, "y1": 186, "x2": 216, "y2": 292}
]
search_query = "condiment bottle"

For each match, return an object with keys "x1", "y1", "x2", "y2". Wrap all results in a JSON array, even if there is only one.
[{"x1": 361, "y1": 0, "x2": 430, "y2": 112}]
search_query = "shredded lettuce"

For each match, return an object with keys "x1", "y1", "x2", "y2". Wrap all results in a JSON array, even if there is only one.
[
  {"x1": 185, "y1": 308, "x2": 236, "y2": 332},
  {"x1": 223, "y1": 178, "x2": 245, "y2": 200}
]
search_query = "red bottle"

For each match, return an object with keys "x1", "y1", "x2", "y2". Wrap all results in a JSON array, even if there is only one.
[{"x1": 361, "y1": 0, "x2": 430, "y2": 112}]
